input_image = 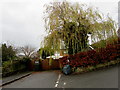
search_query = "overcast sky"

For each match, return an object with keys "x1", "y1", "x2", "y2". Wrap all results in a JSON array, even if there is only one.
[{"x1": 0, "y1": 0, "x2": 119, "y2": 49}]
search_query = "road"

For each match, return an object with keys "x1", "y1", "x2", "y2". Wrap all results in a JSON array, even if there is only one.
[{"x1": 3, "y1": 66, "x2": 119, "y2": 88}]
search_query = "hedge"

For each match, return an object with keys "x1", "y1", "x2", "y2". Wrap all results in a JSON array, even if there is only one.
[
  {"x1": 2, "y1": 59, "x2": 29, "y2": 77},
  {"x1": 59, "y1": 43, "x2": 120, "y2": 68}
]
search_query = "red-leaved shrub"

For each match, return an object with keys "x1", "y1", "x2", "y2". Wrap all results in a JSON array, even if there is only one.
[{"x1": 59, "y1": 43, "x2": 120, "y2": 68}]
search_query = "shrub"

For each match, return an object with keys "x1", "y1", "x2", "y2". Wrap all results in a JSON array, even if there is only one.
[
  {"x1": 2, "y1": 59, "x2": 28, "y2": 77},
  {"x1": 60, "y1": 43, "x2": 120, "y2": 68}
]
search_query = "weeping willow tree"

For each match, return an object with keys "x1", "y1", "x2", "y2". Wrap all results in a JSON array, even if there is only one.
[{"x1": 42, "y1": 1, "x2": 117, "y2": 55}]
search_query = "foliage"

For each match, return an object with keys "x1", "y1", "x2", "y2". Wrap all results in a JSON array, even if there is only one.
[
  {"x1": 2, "y1": 43, "x2": 17, "y2": 61},
  {"x1": 39, "y1": 47, "x2": 54, "y2": 59},
  {"x1": 49, "y1": 58, "x2": 53, "y2": 66},
  {"x1": 43, "y1": 1, "x2": 117, "y2": 55},
  {"x1": 60, "y1": 41, "x2": 120, "y2": 68},
  {"x1": 92, "y1": 35, "x2": 118, "y2": 49},
  {"x1": 2, "y1": 59, "x2": 27, "y2": 77},
  {"x1": 22, "y1": 57, "x2": 31, "y2": 64},
  {"x1": 0, "y1": 48, "x2": 2, "y2": 67}
]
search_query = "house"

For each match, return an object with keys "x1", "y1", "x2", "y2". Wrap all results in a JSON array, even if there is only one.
[{"x1": 46, "y1": 34, "x2": 94, "y2": 59}]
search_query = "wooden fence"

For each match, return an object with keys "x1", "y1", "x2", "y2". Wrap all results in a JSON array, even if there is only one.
[{"x1": 29, "y1": 58, "x2": 60, "y2": 71}]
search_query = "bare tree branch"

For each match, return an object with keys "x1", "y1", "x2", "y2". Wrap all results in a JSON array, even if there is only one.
[{"x1": 20, "y1": 45, "x2": 36, "y2": 58}]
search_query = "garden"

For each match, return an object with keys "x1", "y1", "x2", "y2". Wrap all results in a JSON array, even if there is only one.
[
  {"x1": 59, "y1": 40, "x2": 120, "y2": 74},
  {"x1": 2, "y1": 58, "x2": 30, "y2": 77},
  {"x1": 1, "y1": 44, "x2": 32, "y2": 77}
]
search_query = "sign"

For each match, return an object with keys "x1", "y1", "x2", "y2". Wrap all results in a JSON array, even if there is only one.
[{"x1": 35, "y1": 61, "x2": 39, "y2": 64}]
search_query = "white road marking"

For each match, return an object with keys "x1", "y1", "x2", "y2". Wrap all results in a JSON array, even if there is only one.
[
  {"x1": 56, "y1": 81, "x2": 59, "y2": 84},
  {"x1": 62, "y1": 82, "x2": 67, "y2": 88},
  {"x1": 58, "y1": 74, "x2": 61, "y2": 81},
  {"x1": 63, "y1": 82, "x2": 66, "y2": 85},
  {"x1": 54, "y1": 74, "x2": 61, "y2": 88},
  {"x1": 55, "y1": 83, "x2": 58, "y2": 88}
]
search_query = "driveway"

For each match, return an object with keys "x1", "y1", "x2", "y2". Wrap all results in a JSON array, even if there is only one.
[{"x1": 2, "y1": 66, "x2": 119, "y2": 88}]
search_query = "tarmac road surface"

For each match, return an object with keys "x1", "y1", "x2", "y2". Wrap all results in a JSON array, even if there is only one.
[{"x1": 3, "y1": 66, "x2": 119, "y2": 88}]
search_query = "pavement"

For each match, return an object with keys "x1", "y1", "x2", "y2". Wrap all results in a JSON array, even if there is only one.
[
  {"x1": 2, "y1": 65, "x2": 119, "y2": 88},
  {"x1": 1, "y1": 71, "x2": 32, "y2": 87}
]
